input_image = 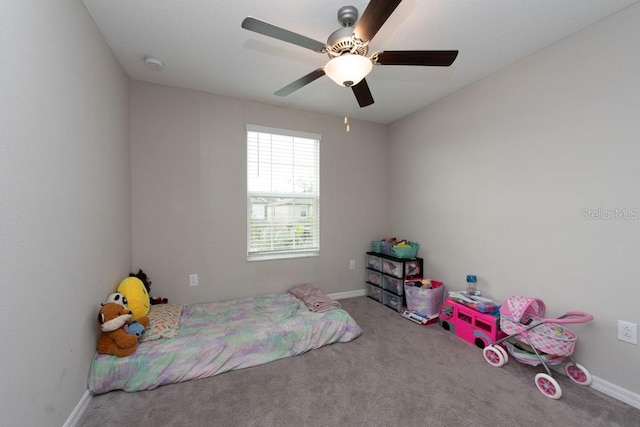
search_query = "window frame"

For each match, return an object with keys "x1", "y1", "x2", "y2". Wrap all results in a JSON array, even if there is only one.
[{"x1": 246, "y1": 124, "x2": 321, "y2": 261}]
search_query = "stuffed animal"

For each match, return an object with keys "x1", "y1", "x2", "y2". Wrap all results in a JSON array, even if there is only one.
[
  {"x1": 124, "y1": 321, "x2": 146, "y2": 341},
  {"x1": 102, "y1": 292, "x2": 147, "y2": 340},
  {"x1": 97, "y1": 303, "x2": 139, "y2": 357},
  {"x1": 117, "y1": 277, "x2": 151, "y2": 322},
  {"x1": 129, "y1": 269, "x2": 168, "y2": 305},
  {"x1": 103, "y1": 292, "x2": 128, "y2": 307}
]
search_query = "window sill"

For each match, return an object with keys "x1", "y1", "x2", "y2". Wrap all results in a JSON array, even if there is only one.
[{"x1": 247, "y1": 251, "x2": 319, "y2": 262}]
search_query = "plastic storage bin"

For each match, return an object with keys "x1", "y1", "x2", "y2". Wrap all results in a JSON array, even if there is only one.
[
  {"x1": 404, "y1": 283, "x2": 445, "y2": 318},
  {"x1": 365, "y1": 283, "x2": 383, "y2": 302},
  {"x1": 391, "y1": 242, "x2": 419, "y2": 259},
  {"x1": 382, "y1": 258, "x2": 422, "y2": 279},
  {"x1": 382, "y1": 275, "x2": 404, "y2": 295},
  {"x1": 404, "y1": 259, "x2": 422, "y2": 277},
  {"x1": 382, "y1": 259, "x2": 403, "y2": 278},
  {"x1": 366, "y1": 254, "x2": 382, "y2": 272},
  {"x1": 381, "y1": 241, "x2": 394, "y2": 256},
  {"x1": 366, "y1": 270, "x2": 382, "y2": 286},
  {"x1": 365, "y1": 251, "x2": 423, "y2": 312},
  {"x1": 383, "y1": 290, "x2": 402, "y2": 312}
]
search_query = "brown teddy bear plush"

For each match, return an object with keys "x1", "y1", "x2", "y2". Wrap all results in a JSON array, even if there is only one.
[{"x1": 97, "y1": 302, "x2": 140, "y2": 357}]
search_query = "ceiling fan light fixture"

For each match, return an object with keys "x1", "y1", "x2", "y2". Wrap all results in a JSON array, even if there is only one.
[{"x1": 324, "y1": 53, "x2": 372, "y2": 87}]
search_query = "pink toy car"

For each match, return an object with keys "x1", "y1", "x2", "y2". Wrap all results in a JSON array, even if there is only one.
[{"x1": 439, "y1": 297, "x2": 506, "y2": 349}]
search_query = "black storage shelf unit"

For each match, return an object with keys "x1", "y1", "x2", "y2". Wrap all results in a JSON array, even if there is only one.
[{"x1": 364, "y1": 251, "x2": 423, "y2": 312}]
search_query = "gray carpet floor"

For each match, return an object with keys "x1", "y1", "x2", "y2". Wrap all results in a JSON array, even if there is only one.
[{"x1": 79, "y1": 296, "x2": 640, "y2": 426}]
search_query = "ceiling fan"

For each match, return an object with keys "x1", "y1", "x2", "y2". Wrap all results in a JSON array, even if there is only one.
[{"x1": 241, "y1": 0, "x2": 458, "y2": 108}]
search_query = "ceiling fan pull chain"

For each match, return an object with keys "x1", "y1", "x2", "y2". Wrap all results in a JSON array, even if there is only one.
[{"x1": 343, "y1": 91, "x2": 351, "y2": 133}]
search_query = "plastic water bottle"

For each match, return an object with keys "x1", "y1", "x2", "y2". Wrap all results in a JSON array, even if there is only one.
[{"x1": 466, "y1": 275, "x2": 479, "y2": 295}]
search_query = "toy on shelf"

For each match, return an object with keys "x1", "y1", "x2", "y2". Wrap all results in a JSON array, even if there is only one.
[{"x1": 371, "y1": 237, "x2": 419, "y2": 259}]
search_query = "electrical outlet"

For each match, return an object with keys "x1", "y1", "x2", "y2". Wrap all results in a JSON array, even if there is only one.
[
  {"x1": 189, "y1": 273, "x2": 199, "y2": 287},
  {"x1": 617, "y1": 320, "x2": 637, "y2": 344},
  {"x1": 349, "y1": 259, "x2": 356, "y2": 270}
]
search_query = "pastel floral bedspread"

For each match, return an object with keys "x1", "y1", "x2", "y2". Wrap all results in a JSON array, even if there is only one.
[{"x1": 88, "y1": 292, "x2": 362, "y2": 394}]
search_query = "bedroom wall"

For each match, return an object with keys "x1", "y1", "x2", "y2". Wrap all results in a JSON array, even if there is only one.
[
  {"x1": 130, "y1": 81, "x2": 389, "y2": 304},
  {"x1": 389, "y1": 4, "x2": 640, "y2": 397},
  {"x1": 0, "y1": 1, "x2": 131, "y2": 426}
]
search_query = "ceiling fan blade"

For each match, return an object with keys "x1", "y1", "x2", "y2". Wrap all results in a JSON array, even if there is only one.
[
  {"x1": 351, "y1": 79, "x2": 374, "y2": 108},
  {"x1": 374, "y1": 50, "x2": 459, "y2": 66},
  {"x1": 242, "y1": 17, "x2": 327, "y2": 53},
  {"x1": 354, "y1": 0, "x2": 403, "y2": 42},
  {"x1": 274, "y1": 69, "x2": 326, "y2": 97}
]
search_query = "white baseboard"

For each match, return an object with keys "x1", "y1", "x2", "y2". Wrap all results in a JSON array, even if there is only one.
[
  {"x1": 591, "y1": 375, "x2": 640, "y2": 410},
  {"x1": 64, "y1": 390, "x2": 91, "y2": 427},
  {"x1": 328, "y1": 289, "x2": 366, "y2": 300}
]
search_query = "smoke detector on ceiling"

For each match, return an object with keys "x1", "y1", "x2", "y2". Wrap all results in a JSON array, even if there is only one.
[{"x1": 143, "y1": 56, "x2": 164, "y2": 71}]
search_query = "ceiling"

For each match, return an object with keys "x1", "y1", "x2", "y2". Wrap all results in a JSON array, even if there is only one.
[{"x1": 82, "y1": 0, "x2": 638, "y2": 124}]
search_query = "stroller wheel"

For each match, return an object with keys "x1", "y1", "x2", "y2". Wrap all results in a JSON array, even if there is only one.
[
  {"x1": 483, "y1": 346, "x2": 505, "y2": 367},
  {"x1": 495, "y1": 344, "x2": 509, "y2": 364},
  {"x1": 565, "y1": 362, "x2": 592, "y2": 386},
  {"x1": 535, "y1": 373, "x2": 562, "y2": 399}
]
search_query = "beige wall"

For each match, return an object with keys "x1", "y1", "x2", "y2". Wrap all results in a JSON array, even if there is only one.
[
  {"x1": 0, "y1": 1, "x2": 131, "y2": 426},
  {"x1": 4, "y1": 2, "x2": 639, "y2": 423},
  {"x1": 130, "y1": 81, "x2": 389, "y2": 304},
  {"x1": 389, "y1": 4, "x2": 640, "y2": 395}
]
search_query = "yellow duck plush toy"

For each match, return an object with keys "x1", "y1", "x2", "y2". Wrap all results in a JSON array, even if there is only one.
[{"x1": 117, "y1": 277, "x2": 151, "y2": 327}]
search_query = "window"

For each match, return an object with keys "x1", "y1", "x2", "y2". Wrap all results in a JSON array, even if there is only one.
[{"x1": 247, "y1": 125, "x2": 320, "y2": 260}]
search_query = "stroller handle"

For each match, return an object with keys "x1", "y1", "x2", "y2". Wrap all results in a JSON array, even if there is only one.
[{"x1": 542, "y1": 311, "x2": 593, "y2": 324}]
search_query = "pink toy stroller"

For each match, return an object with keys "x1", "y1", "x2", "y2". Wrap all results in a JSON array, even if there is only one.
[{"x1": 482, "y1": 296, "x2": 593, "y2": 399}]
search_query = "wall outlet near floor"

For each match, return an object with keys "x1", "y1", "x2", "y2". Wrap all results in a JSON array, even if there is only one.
[
  {"x1": 349, "y1": 259, "x2": 356, "y2": 270},
  {"x1": 617, "y1": 320, "x2": 637, "y2": 344},
  {"x1": 189, "y1": 273, "x2": 199, "y2": 287}
]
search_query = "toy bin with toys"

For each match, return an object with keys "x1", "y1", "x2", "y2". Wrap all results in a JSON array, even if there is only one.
[
  {"x1": 404, "y1": 278, "x2": 445, "y2": 318},
  {"x1": 371, "y1": 237, "x2": 419, "y2": 258}
]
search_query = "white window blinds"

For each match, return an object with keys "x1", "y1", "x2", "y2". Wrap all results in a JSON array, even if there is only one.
[{"x1": 246, "y1": 125, "x2": 320, "y2": 260}]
